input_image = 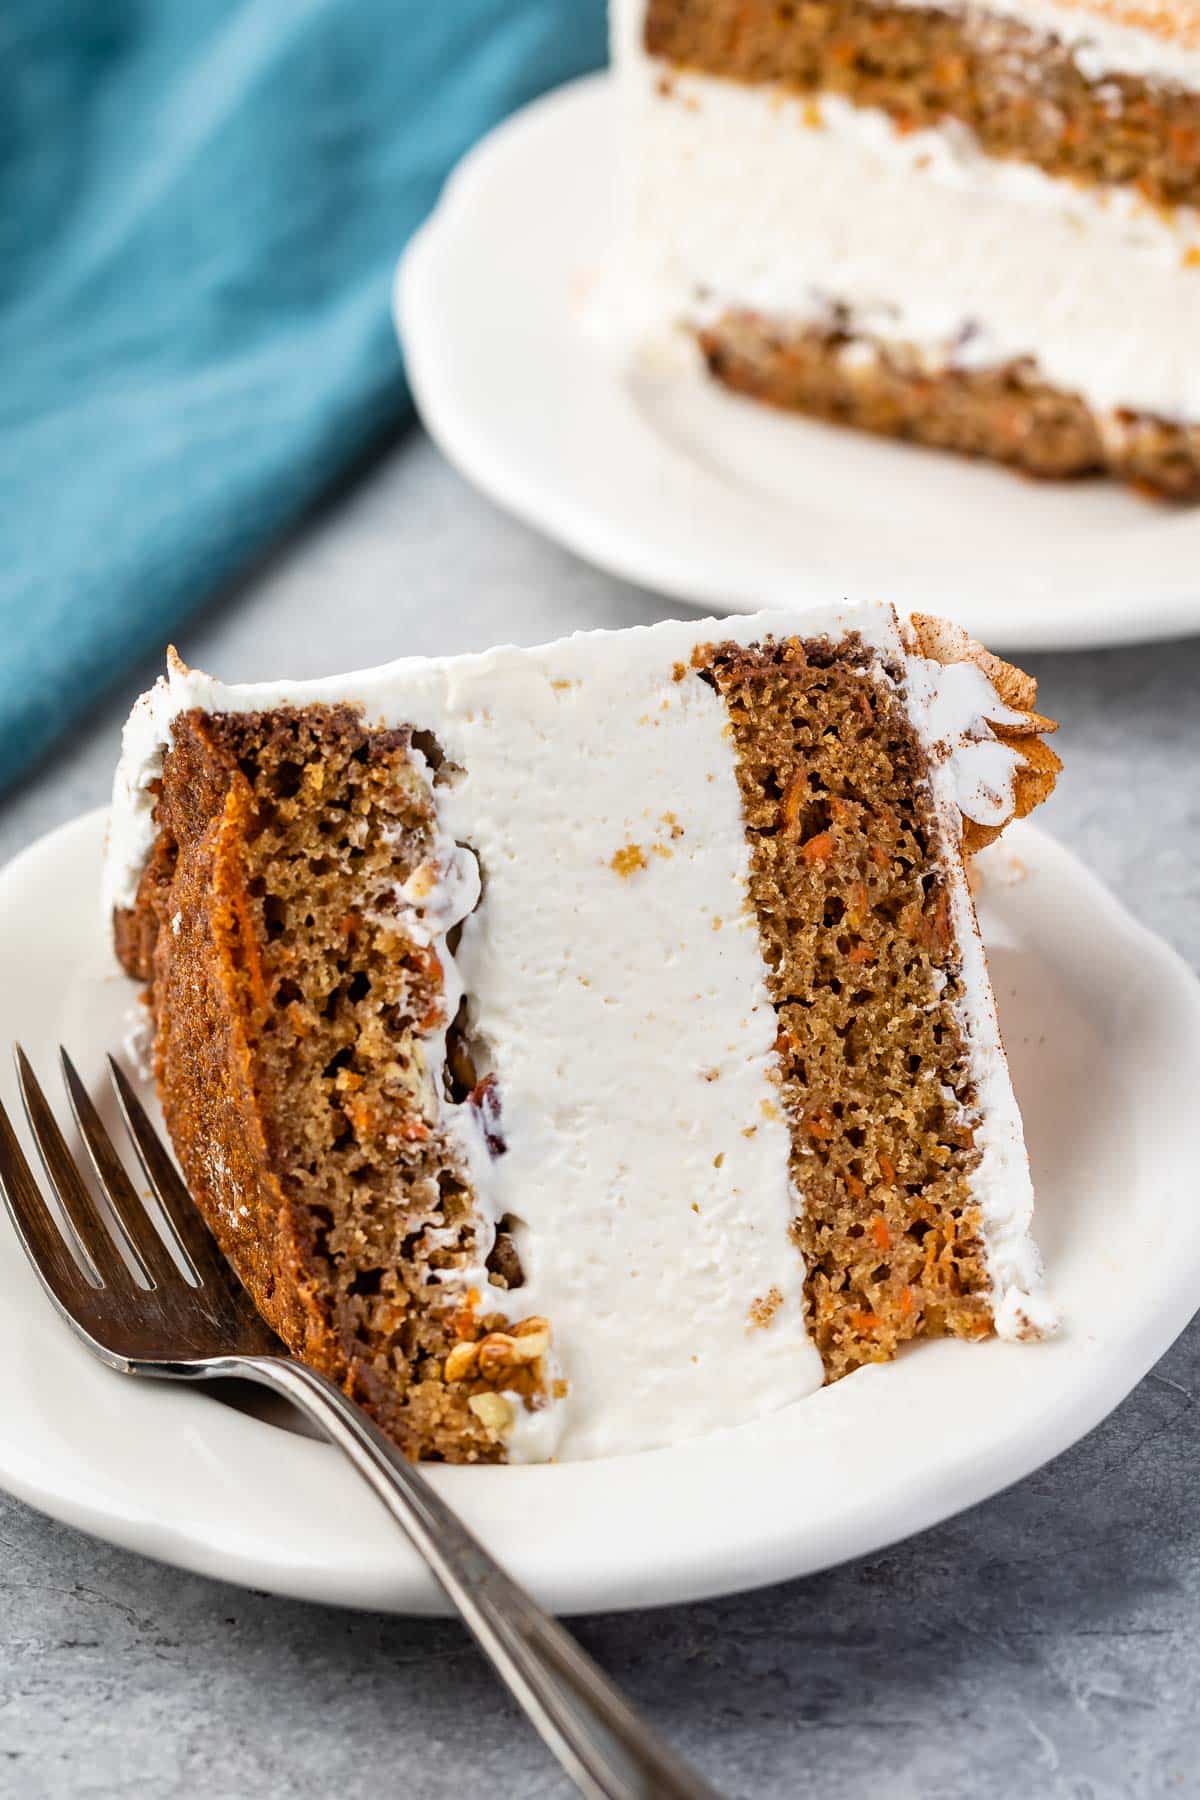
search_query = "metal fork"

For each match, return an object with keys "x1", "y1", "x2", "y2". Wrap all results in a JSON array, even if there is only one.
[{"x1": 0, "y1": 1045, "x2": 720, "y2": 1800}]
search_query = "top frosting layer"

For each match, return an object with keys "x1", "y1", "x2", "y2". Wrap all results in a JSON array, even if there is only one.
[{"x1": 103, "y1": 606, "x2": 902, "y2": 917}]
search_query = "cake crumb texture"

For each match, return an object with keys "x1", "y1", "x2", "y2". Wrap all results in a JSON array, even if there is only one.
[
  {"x1": 697, "y1": 633, "x2": 1011, "y2": 1375},
  {"x1": 700, "y1": 311, "x2": 1200, "y2": 496},
  {"x1": 114, "y1": 705, "x2": 549, "y2": 1461}
]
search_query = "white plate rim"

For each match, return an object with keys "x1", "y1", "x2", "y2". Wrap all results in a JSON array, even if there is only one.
[
  {"x1": 396, "y1": 72, "x2": 1200, "y2": 655},
  {"x1": 1, "y1": 806, "x2": 1198, "y2": 1616}
]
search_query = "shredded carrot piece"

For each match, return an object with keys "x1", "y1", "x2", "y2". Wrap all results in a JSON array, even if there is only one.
[
  {"x1": 870, "y1": 1215, "x2": 891, "y2": 1252},
  {"x1": 878, "y1": 1153, "x2": 897, "y2": 1183},
  {"x1": 344, "y1": 1097, "x2": 376, "y2": 1136},
  {"x1": 800, "y1": 830, "x2": 835, "y2": 862},
  {"x1": 779, "y1": 774, "x2": 806, "y2": 832},
  {"x1": 845, "y1": 1173, "x2": 866, "y2": 1202},
  {"x1": 847, "y1": 941, "x2": 874, "y2": 965},
  {"x1": 408, "y1": 945, "x2": 443, "y2": 983},
  {"x1": 228, "y1": 888, "x2": 271, "y2": 1017}
]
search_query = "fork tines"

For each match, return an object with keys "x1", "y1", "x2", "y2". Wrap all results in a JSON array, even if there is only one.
[{"x1": 0, "y1": 1046, "x2": 269, "y2": 1362}]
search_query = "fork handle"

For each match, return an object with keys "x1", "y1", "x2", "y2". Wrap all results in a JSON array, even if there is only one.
[{"x1": 232, "y1": 1356, "x2": 721, "y2": 1800}]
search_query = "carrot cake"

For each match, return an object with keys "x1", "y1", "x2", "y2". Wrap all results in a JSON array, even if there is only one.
[
  {"x1": 614, "y1": 0, "x2": 1200, "y2": 494},
  {"x1": 104, "y1": 604, "x2": 1061, "y2": 1463}
]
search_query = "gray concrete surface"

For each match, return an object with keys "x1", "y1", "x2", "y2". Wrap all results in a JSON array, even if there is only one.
[{"x1": 1, "y1": 433, "x2": 1198, "y2": 1799}]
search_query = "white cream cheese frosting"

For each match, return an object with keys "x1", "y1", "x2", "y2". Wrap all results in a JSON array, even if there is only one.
[
  {"x1": 900, "y1": 641, "x2": 1057, "y2": 1337},
  {"x1": 906, "y1": 658, "x2": 1030, "y2": 831},
  {"x1": 105, "y1": 603, "x2": 1054, "y2": 1461},
  {"x1": 612, "y1": 4, "x2": 1200, "y2": 423}
]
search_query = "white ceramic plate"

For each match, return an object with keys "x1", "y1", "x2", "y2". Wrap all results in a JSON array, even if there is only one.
[
  {"x1": 1, "y1": 808, "x2": 1198, "y2": 1615},
  {"x1": 397, "y1": 74, "x2": 1200, "y2": 653}
]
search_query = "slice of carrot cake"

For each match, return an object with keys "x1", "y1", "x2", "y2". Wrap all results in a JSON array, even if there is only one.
[
  {"x1": 104, "y1": 604, "x2": 1061, "y2": 1463},
  {"x1": 614, "y1": 0, "x2": 1200, "y2": 494}
]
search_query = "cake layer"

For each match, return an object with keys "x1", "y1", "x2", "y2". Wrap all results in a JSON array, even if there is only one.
[
  {"x1": 697, "y1": 634, "x2": 991, "y2": 1369},
  {"x1": 108, "y1": 607, "x2": 1058, "y2": 1461},
  {"x1": 701, "y1": 310, "x2": 1200, "y2": 492},
  {"x1": 618, "y1": 61, "x2": 1200, "y2": 426},
  {"x1": 631, "y1": 0, "x2": 1200, "y2": 87},
  {"x1": 644, "y1": 0, "x2": 1200, "y2": 205},
  {"x1": 115, "y1": 706, "x2": 522, "y2": 1462}
]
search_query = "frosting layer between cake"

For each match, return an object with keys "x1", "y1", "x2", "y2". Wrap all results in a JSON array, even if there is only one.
[{"x1": 614, "y1": 52, "x2": 1200, "y2": 424}]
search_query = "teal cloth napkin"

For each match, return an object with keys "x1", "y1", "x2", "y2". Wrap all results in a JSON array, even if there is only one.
[{"x1": 0, "y1": 0, "x2": 606, "y2": 792}]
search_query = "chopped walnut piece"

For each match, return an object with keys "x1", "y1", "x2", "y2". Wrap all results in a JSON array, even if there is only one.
[
  {"x1": 467, "y1": 1392, "x2": 513, "y2": 1439},
  {"x1": 477, "y1": 1332, "x2": 518, "y2": 1378},
  {"x1": 474, "y1": 1318, "x2": 553, "y2": 1377},
  {"x1": 443, "y1": 1341, "x2": 479, "y2": 1383},
  {"x1": 510, "y1": 1327, "x2": 550, "y2": 1363}
]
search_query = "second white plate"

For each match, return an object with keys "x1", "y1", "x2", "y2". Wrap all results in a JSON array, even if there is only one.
[
  {"x1": 1, "y1": 810, "x2": 1199, "y2": 1614},
  {"x1": 397, "y1": 74, "x2": 1200, "y2": 652}
]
